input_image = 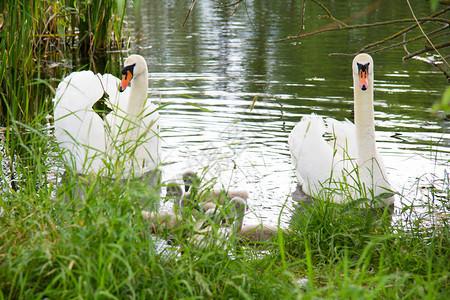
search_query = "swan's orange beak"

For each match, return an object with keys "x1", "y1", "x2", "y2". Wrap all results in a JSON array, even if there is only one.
[
  {"x1": 119, "y1": 63, "x2": 136, "y2": 92},
  {"x1": 120, "y1": 71, "x2": 133, "y2": 92},
  {"x1": 357, "y1": 62, "x2": 369, "y2": 91}
]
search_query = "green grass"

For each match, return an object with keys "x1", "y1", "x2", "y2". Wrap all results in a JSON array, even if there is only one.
[
  {"x1": 0, "y1": 121, "x2": 448, "y2": 298},
  {"x1": 0, "y1": 104, "x2": 449, "y2": 298},
  {"x1": 287, "y1": 195, "x2": 449, "y2": 298}
]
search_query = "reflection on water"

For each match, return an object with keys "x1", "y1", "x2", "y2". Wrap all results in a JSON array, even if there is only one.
[{"x1": 127, "y1": 0, "x2": 449, "y2": 227}]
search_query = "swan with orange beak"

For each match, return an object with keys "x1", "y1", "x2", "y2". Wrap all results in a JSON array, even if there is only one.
[
  {"x1": 289, "y1": 53, "x2": 394, "y2": 211},
  {"x1": 54, "y1": 54, "x2": 161, "y2": 178}
]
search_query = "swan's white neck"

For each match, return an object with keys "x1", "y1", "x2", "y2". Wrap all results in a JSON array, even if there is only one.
[
  {"x1": 127, "y1": 72, "x2": 148, "y2": 117},
  {"x1": 353, "y1": 77, "x2": 377, "y2": 166},
  {"x1": 352, "y1": 67, "x2": 393, "y2": 199},
  {"x1": 113, "y1": 69, "x2": 149, "y2": 165}
]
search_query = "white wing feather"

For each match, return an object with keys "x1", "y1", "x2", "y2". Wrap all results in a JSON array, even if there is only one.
[{"x1": 288, "y1": 114, "x2": 359, "y2": 202}]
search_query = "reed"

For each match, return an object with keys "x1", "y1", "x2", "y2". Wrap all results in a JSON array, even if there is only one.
[
  {"x1": 0, "y1": 0, "x2": 128, "y2": 124},
  {"x1": 65, "y1": 0, "x2": 128, "y2": 53},
  {"x1": 0, "y1": 0, "x2": 128, "y2": 200}
]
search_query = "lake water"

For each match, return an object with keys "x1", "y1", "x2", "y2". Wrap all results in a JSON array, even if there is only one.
[{"x1": 120, "y1": 0, "x2": 448, "y2": 227}]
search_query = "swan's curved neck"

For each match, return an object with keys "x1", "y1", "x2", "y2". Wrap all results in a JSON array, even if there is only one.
[
  {"x1": 127, "y1": 72, "x2": 148, "y2": 117},
  {"x1": 115, "y1": 70, "x2": 148, "y2": 154},
  {"x1": 354, "y1": 77, "x2": 377, "y2": 165}
]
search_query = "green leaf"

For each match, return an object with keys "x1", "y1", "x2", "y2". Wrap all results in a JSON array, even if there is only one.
[
  {"x1": 432, "y1": 86, "x2": 450, "y2": 113},
  {"x1": 250, "y1": 94, "x2": 258, "y2": 111},
  {"x1": 56, "y1": 22, "x2": 65, "y2": 40},
  {"x1": 186, "y1": 102, "x2": 214, "y2": 113}
]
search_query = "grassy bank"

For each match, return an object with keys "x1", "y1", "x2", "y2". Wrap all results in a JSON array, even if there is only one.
[{"x1": 0, "y1": 144, "x2": 448, "y2": 298}]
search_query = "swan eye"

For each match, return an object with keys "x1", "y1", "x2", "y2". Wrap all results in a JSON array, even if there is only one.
[
  {"x1": 357, "y1": 62, "x2": 370, "y2": 74},
  {"x1": 121, "y1": 63, "x2": 136, "y2": 76},
  {"x1": 119, "y1": 63, "x2": 136, "y2": 92}
]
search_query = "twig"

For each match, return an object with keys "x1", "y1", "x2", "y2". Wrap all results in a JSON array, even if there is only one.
[
  {"x1": 274, "y1": 5, "x2": 450, "y2": 43},
  {"x1": 368, "y1": 26, "x2": 449, "y2": 55},
  {"x1": 310, "y1": 0, "x2": 346, "y2": 27},
  {"x1": 361, "y1": 22, "x2": 450, "y2": 54},
  {"x1": 403, "y1": 32, "x2": 410, "y2": 56},
  {"x1": 215, "y1": 0, "x2": 244, "y2": 9},
  {"x1": 406, "y1": 0, "x2": 449, "y2": 67},
  {"x1": 242, "y1": 0, "x2": 257, "y2": 32},
  {"x1": 274, "y1": 16, "x2": 450, "y2": 43},
  {"x1": 358, "y1": 20, "x2": 428, "y2": 53},
  {"x1": 329, "y1": 31, "x2": 450, "y2": 57},
  {"x1": 402, "y1": 42, "x2": 450, "y2": 60},
  {"x1": 297, "y1": 0, "x2": 307, "y2": 36},
  {"x1": 182, "y1": 0, "x2": 197, "y2": 27},
  {"x1": 403, "y1": 41, "x2": 450, "y2": 82}
]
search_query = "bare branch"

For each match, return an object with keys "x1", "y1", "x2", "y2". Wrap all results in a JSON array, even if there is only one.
[
  {"x1": 215, "y1": 0, "x2": 244, "y2": 9},
  {"x1": 274, "y1": 5, "x2": 449, "y2": 42},
  {"x1": 310, "y1": 0, "x2": 346, "y2": 27},
  {"x1": 406, "y1": 0, "x2": 449, "y2": 67},
  {"x1": 329, "y1": 29, "x2": 450, "y2": 57},
  {"x1": 403, "y1": 41, "x2": 450, "y2": 60},
  {"x1": 297, "y1": 0, "x2": 307, "y2": 36},
  {"x1": 368, "y1": 27, "x2": 449, "y2": 55},
  {"x1": 273, "y1": 16, "x2": 450, "y2": 43}
]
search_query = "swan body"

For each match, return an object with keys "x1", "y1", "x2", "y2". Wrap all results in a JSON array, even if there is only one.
[
  {"x1": 289, "y1": 54, "x2": 393, "y2": 206},
  {"x1": 166, "y1": 170, "x2": 250, "y2": 221},
  {"x1": 142, "y1": 210, "x2": 186, "y2": 234},
  {"x1": 54, "y1": 55, "x2": 160, "y2": 178},
  {"x1": 188, "y1": 208, "x2": 226, "y2": 245},
  {"x1": 236, "y1": 223, "x2": 279, "y2": 243}
]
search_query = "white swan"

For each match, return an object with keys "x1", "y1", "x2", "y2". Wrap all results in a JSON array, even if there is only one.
[
  {"x1": 289, "y1": 53, "x2": 394, "y2": 207},
  {"x1": 53, "y1": 55, "x2": 160, "y2": 178}
]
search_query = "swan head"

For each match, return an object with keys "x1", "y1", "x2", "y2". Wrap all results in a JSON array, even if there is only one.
[
  {"x1": 119, "y1": 55, "x2": 148, "y2": 92},
  {"x1": 182, "y1": 170, "x2": 200, "y2": 193},
  {"x1": 230, "y1": 196, "x2": 247, "y2": 214},
  {"x1": 166, "y1": 182, "x2": 184, "y2": 198},
  {"x1": 352, "y1": 53, "x2": 373, "y2": 92}
]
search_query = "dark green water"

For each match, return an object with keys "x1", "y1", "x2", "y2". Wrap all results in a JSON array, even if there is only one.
[{"x1": 123, "y1": 0, "x2": 448, "y2": 225}]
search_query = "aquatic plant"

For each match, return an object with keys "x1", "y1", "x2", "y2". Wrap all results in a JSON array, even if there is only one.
[
  {"x1": 0, "y1": 0, "x2": 128, "y2": 124},
  {"x1": 0, "y1": 0, "x2": 129, "y2": 199}
]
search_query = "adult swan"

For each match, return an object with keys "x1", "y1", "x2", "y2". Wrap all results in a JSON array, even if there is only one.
[
  {"x1": 54, "y1": 55, "x2": 160, "y2": 179},
  {"x1": 289, "y1": 53, "x2": 394, "y2": 210}
]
